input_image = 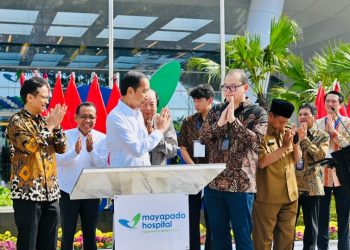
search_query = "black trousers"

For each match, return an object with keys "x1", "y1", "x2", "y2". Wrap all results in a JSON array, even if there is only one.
[
  {"x1": 317, "y1": 186, "x2": 350, "y2": 250},
  {"x1": 189, "y1": 192, "x2": 212, "y2": 250},
  {"x1": 59, "y1": 190, "x2": 100, "y2": 250},
  {"x1": 296, "y1": 195, "x2": 320, "y2": 250},
  {"x1": 13, "y1": 199, "x2": 59, "y2": 250}
]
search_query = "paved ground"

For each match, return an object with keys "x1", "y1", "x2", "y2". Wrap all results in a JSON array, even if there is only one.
[{"x1": 200, "y1": 240, "x2": 338, "y2": 249}]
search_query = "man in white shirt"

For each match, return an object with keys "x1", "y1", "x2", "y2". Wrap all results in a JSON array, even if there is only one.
[
  {"x1": 106, "y1": 71, "x2": 170, "y2": 167},
  {"x1": 140, "y1": 89, "x2": 178, "y2": 165},
  {"x1": 57, "y1": 102, "x2": 108, "y2": 250}
]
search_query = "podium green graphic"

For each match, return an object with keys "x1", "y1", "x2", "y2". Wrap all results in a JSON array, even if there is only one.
[{"x1": 70, "y1": 164, "x2": 225, "y2": 250}]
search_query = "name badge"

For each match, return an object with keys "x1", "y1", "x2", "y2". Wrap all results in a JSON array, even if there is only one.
[
  {"x1": 296, "y1": 159, "x2": 304, "y2": 171},
  {"x1": 193, "y1": 140, "x2": 205, "y2": 157},
  {"x1": 221, "y1": 138, "x2": 230, "y2": 151}
]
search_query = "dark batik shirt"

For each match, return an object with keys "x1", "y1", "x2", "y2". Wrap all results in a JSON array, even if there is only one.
[
  {"x1": 199, "y1": 101, "x2": 267, "y2": 193},
  {"x1": 178, "y1": 113, "x2": 209, "y2": 164},
  {"x1": 5, "y1": 109, "x2": 66, "y2": 202}
]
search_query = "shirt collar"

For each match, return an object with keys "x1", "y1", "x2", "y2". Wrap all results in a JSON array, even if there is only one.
[
  {"x1": 308, "y1": 124, "x2": 317, "y2": 135},
  {"x1": 22, "y1": 108, "x2": 43, "y2": 121},
  {"x1": 118, "y1": 100, "x2": 139, "y2": 116},
  {"x1": 267, "y1": 123, "x2": 280, "y2": 137}
]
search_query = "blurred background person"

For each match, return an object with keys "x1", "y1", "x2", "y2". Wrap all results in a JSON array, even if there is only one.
[
  {"x1": 140, "y1": 89, "x2": 177, "y2": 165},
  {"x1": 178, "y1": 84, "x2": 214, "y2": 250}
]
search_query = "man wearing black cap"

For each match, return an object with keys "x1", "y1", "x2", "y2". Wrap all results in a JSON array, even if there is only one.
[{"x1": 252, "y1": 98, "x2": 302, "y2": 250}]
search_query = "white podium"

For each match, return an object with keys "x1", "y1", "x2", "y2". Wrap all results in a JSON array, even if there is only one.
[{"x1": 70, "y1": 164, "x2": 225, "y2": 250}]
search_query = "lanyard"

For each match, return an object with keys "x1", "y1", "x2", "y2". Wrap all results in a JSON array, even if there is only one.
[{"x1": 195, "y1": 118, "x2": 202, "y2": 130}]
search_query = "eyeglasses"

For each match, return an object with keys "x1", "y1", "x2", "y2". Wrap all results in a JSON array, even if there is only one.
[
  {"x1": 78, "y1": 115, "x2": 96, "y2": 120},
  {"x1": 36, "y1": 94, "x2": 50, "y2": 100},
  {"x1": 220, "y1": 83, "x2": 244, "y2": 92}
]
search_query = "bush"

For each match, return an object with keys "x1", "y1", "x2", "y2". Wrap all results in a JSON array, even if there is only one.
[{"x1": 0, "y1": 187, "x2": 12, "y2": 207}]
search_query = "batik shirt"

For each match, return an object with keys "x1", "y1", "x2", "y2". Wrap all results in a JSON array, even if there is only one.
[
  {"x1": 316, "y1": 116, "x2": 350, "y2": 187},
  {"x1": 199, "y1": 101, "x2": 268, "y2": 192},
  {"x1": 296, "y1": 125, "x2": 329, "y2": 196},
  {"x1": 178, "y1": 113, "x2": 209, "y2": 164},
  {"x1": 5, "y1": 109, "x2": 66, "y2": 201}
]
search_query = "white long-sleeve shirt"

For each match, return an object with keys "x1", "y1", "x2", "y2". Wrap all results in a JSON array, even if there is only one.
[
  {"x1": 106, "y1": 100, "x2": 164, "y2": 167},
  {"x1": 56, "y1": 128, "x2": 108, "y2": 193}
]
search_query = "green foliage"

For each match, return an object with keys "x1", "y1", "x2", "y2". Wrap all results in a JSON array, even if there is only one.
[
  {"x1": 188, "y1": 15, "x2": 302, "y2": 107},
  {"x1": 296, "y1": 196, "x2": 337, "y2": 227},
  {"x1": 173, "y1": 116, "x2": 184, "y2": 133},
  {"x1": 0, "y1": 186, "x2": 12, "y2": 207},
  {"x1": 281, "y1": 41, "x2": 350, "y2": 104}
]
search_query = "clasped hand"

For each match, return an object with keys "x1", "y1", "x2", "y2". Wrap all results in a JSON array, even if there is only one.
[{"x1": 217, "y1": 96, "x2": 235, "y2": 127}]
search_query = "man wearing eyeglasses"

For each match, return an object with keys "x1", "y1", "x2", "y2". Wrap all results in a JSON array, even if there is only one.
[
  {"x1": 5, "y1": 77, "x2": 67, "y2": 250},
  {"x1": 56, "y1": 102, "x2": 109, "y2": 250},
  {"x1": 295, "y1": 103, "x2": 329, "y2": 250},
  {"x1": 199, "y1": 69, "x2": 268, "y2": 250}
]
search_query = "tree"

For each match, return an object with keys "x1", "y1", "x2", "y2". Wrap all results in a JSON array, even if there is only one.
[
  {"x1": 187, "y1": 15, "x2": 302, "y2": 109},
  {"x1": 274, "y1": 42, "x2": 350, "y2": 109}
]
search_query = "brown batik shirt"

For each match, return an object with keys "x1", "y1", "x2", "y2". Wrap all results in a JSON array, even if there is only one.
[
  {"x1": 199, "y1": 101, "x2": 267, "y2": 193},
  {"x1": 5, "y1": 109, "x2": 66, "y2": 202},
  {"x1": 178, "y1": 113, "x2": 209, "y2": 164}
]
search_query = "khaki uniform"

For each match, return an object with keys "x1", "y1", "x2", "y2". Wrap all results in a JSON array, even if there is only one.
[{"x1": 253, "y1": 124, "x2": 298, "y2": 250}]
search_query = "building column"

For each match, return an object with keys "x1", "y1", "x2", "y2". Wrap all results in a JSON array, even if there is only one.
[
  {"x1": 245, "y1": 0, "x2": 285, "y2": 102},
  {"x1": 246, "y1": 0, "x2": 285, "y2": 47}
]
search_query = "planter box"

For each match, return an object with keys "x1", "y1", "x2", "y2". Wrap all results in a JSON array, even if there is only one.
[{"x1": 0, "y1": 207, "x2": 113, "y2": 235}]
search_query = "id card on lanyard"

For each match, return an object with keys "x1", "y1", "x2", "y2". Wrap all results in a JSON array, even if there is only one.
[{"x1": 193, "y1": 118, "x2": 205, "y2": 157}]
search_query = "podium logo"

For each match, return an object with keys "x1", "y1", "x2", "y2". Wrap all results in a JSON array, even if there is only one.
[{"x1": 119, "y1": 213, "x2": 141, "y2": 229}]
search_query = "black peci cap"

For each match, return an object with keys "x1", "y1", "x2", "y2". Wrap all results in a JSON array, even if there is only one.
[{"x1": 270, "y1": 98, "x2": 294, "y2": 118}]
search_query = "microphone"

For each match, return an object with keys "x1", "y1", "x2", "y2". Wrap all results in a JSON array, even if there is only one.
[
  {"x1": 331, "y1": 107, "x2": 350, "y2": 138},
  {"x1": 293, "y1": 133, "x2": 299, "y2": 144}
]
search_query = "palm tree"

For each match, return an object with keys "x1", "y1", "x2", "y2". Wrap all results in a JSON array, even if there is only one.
[
  {"x1": 187, "y1": 15, "x2": 302, "y2": 109},
  {"x1": 274, "y1": 42, "x2": 350, "y2": 108}
]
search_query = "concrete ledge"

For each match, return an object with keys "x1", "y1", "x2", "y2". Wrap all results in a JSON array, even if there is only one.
[{"x1": 0, "y1": 206, "x2": 13, "y2": 213}]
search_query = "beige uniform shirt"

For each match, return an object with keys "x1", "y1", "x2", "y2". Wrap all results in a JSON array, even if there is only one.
[{"x1": 256, "y1": 125, "x2": 298, "y2": 204}]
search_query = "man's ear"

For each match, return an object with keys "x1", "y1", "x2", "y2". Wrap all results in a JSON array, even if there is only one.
[
  {"x1": 208, "y1": 97, "x2": 214, "y2": 105},
  {"x1": 26, "y1": 93, "x2": 33, "y2": 104},
  {"x1": 244, "y1": 83, "x2": 249, "y2": 92},
  {"x1": 126, "y1": 86, "x2": 134, "y2": 96}
]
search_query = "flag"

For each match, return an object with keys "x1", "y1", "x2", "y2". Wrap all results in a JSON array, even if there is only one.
[
  {"x1": 106, "y1": 75, "x2": 121, "y2": 114},
  {"x1": 47, "y1": 72, "x2": 71, "y2": 130},
  {"x1": 333, "y1": 82, "x2": 348, "y2": 117},
  {"x1": 64, "y1": 73, "x2": 82, "y2": 129},
  {"x1": 315, "y1": 83, "x2": 327, "y2": 119},
  {"x1": 19, "y1": 73, "x2": 26, "y2": 87},
  {"x1": 86, "y1": 74, "x2": 107, "y2": 133}
]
